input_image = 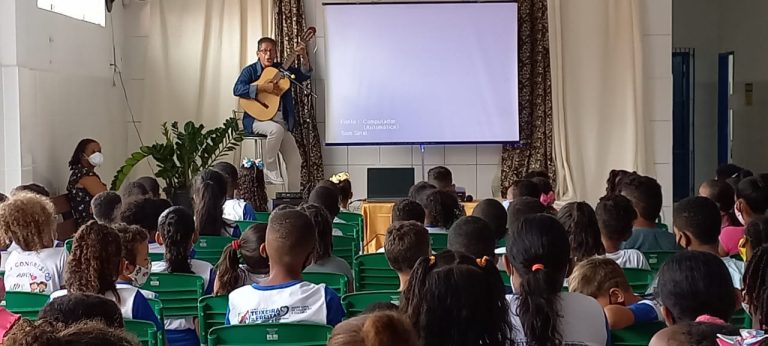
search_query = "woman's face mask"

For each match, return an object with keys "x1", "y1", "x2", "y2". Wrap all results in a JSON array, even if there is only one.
[{"x1": 86, "y1": 152, "x2": 104, "y2": 167}]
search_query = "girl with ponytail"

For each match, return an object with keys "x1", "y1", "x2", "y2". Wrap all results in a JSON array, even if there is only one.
[
  {"x1": 192, "y1": 169, "x2": 234, "y2": 237},
  {"x1": 154, "y1": 206, "x2": 215, "y2": 345},
  {"x1": 214, "y1": 223, "x2": 269, "y2": 295},
  {"x1": 504, "y1": 214, "x2": 609, "y2": 346},
  {"x1": 400, "y1": 250, "x2": 511, "y2": 346}
]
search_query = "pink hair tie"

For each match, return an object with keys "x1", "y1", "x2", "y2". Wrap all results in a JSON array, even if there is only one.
[
  {"x1": 531, "y1": 264, "x2": 545, "y2": 272},
  {"x1": 540, "y1": 191, "x2": 556, "y2": 206},
  {"x1": 695, "y1": 314, "x2": 726, "y2": 325},
  {"x1": 231, "y1": 240, "x2": 241, "y2": 251}
]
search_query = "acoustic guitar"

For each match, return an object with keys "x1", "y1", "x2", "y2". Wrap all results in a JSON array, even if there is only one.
[{"x1": 239, "y1": 27, "x2": 317, "y2": 121}]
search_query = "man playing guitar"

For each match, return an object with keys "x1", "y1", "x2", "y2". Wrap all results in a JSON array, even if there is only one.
[{"x1": 233, "y1": 37, "x2": 312, "y2": 188}]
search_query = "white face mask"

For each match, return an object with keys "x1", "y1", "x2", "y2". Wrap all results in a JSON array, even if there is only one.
[
  {"x1": 128, "y1": 263, "x2": 151, "y2": 287},
  {"x1": 87, "y1": 152, "x2": 104, "y2": 167}
]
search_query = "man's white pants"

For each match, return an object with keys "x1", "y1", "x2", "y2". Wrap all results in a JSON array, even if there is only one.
[{"x1": 251, "y1": 120, "x2": 301, "y2": 192}]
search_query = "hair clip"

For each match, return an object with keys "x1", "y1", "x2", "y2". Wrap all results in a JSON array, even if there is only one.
[
  {"x1": 695, "y1": 314, "x2": 726, "y2": 325},
  {"x1": 531, "y1": 263, "x2": 545, "y2": 272},
  {"x1": 231, "y1": 239, "x2": 241, "y2": 251},
  {"x1": 540, "y1": 191, "x2": 556, "y2": 206},
  {"x1": 329, "y1": 171, "x2": 350, "y2": 184},
  {"x1": 476, "y1": 256, "x2": 489, "y2": 267},
  {"x1": 428, "y1": 256, "x2": 436, "y2": 266}
]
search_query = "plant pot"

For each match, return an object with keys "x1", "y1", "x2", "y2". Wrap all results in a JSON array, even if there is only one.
[{"x1": 166, "y1": 188, "x2": 193, "y2": 212}]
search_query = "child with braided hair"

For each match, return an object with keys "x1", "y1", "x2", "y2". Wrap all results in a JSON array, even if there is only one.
[{"x1": 744, "y1": 245, "x2": 768, "y2": 328}]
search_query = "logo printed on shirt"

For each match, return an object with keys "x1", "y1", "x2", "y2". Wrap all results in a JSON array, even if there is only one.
[{"x1": 240, "y1": 306, "x2": 291, "y2": 324}]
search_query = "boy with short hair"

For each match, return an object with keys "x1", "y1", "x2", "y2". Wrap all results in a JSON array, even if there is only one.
[
  {"x1": 569, "y1": 257, "x2": 662, "y2": 330},
  {"x1": 10, "y1": 183, "x2": 50, "y2": 197},
  {"x1": 427, "y1": 166, "x2": 455, "y2": 194},
  {"x1": 673, "y1": 196, "x2": 744, "y2": 289},
  {"x1": 91, "y1": 191, "x2": 122, "y2": 225},
  {"x1": 391, "y1": 199, "x2": 425, "y2": 224},
  {"x1": 596, "y1": 194, "x2": 650, "y2": 270},
  {"x1": 384, "y1": 221, "x2": 430, "y2": 291},
  {"x1": 135, "y1": 176, "x2": 161, "y2": 199},
  {"x1": 119, "y1": 197, "x2": 171, "y2": 254},
  {"x1": 225, "y1": 210, "x2": 345, "y2": 326},
  {"x1": 620, "y1": 175, "x2": 679, "y2": 251},
  {"x1": 447, "y1": 216, "x2": 496, "y2": 258},
  {"x1": 471, "y1": 199, "x2": 507, "y2": 241},
  {"x1": 407, "y1": 181, "x2": 436, "y2": 205}
]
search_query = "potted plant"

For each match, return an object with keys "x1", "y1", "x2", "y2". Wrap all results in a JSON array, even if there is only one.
[{"x1": 111, "y1": 118, "x2": 244, "y2": 209}]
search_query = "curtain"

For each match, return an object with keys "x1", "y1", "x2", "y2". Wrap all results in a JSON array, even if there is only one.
[
  {"x1": 273, "y1": 0, "x2": 324, "y2": 197},
  {"x1": 141, "y1": 0, "x2": 270, "y2": 149},
  {"x1": 549, "y1": 0, "x2": 648, "y2": 204},
  {"x1": 499, "y1": 0, "x2": 556, "y2": 196}
]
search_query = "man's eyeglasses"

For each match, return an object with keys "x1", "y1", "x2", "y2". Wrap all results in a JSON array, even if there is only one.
[{"x1": 258, "y1": 49, "x2": 276, "y2": 55}]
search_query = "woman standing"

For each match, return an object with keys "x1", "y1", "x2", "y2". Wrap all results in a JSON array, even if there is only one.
[{"x1": 67, "y1": 138, "x2": 107, "y2": 227}]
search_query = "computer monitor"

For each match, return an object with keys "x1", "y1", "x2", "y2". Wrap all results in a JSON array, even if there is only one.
[{"x1": 367, "y1": 167, "x2": 415, "y2": 201}]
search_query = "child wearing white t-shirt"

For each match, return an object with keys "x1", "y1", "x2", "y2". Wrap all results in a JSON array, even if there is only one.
[
  {"x1": 0, "y1": 192, "x2": 67, "y2": 294},
  {"x1": 596, "y1": 195, "x2": 651, "y2": 270},
  {"x1": 214, "y1": 223, "x2": 270, "y2": 296},
  {"x1": 225, "y1": 210, "x2": 344, "y2": 326},
  {"x1": 504, "y1": 214, "x2": 609, "y2": 346},
  {"x1": 423, "y1": 190, "x2": 462, "y2": 234},
  {"x1": 153, "y1": 206, "x2": 215, "y2": 345},
  {"x1": 50, "y1": 222, "x2": 162, "y2": 332}
]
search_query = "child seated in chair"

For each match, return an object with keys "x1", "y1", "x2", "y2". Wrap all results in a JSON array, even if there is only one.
[
  {"x1": 596, "y1": 194, "x2": 651, "y2": 270},
  {"x1": 384, "y1": 221, "x2": 431, "y2": 291},
  {"x1": 212, "y1": 161, "x2": 261, "y2": 222},
  {"x1": 300, "y1": 203, "x2": 354, "y2": 292},
  {"x1": 423, "y1": 190, "x2": 462, "y2": 234},
  {"x1": 120, "y1": 197, "x2": 171, "y2": 255},
  {"x1": 91, "y1": 191, "x2": 122, "y2": 225},
  {"x1": 309, "y1": 185, "x2": 345, "y2": 235},
  {"x1": 214, "y1": 223, "x2": 270, "y2": 296},
  {"x1": 569, "y1": 257, "x2": 662, "y2": 330},
  {"x1": 225, "y1": 209, "x2": 345, "y2": 326},
  {"x1": 391, "y1": 199, "x2": 425, "y2": 224}
]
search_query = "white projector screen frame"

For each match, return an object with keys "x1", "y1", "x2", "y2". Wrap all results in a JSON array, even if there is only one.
[{"x1": 322, "y1": 1, "x2": 519, "y2": 146}]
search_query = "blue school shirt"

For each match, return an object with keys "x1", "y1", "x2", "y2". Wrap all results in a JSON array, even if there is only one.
[
  {"x1": 627, "y1": 299, "x2": 663, "y2": 324},
  {"x1": 225, "y1": 280, "x2": 344, "y2": 326}
]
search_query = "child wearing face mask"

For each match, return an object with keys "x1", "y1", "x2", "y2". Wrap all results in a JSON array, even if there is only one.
[
  {"x1": 67, "y1": 138, "x2": 108, "y2": 227},
  {"x1": 112, "y1": 223, "x2": 156, "y2": 297}
]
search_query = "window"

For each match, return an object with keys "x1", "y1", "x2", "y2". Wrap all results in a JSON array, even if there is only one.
[{"x1": 37, "y1": 0, "x2": 106, "y2": 27}]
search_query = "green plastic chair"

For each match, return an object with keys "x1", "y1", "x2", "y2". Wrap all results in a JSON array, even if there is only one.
[
  {"x1": 146, "y1": 298, "x2": 165, "y2": 346},
  {"x1": 430, "y1": 233, "x2": 448, "y2": 253},
  {"x1": 149, "y1": 252, "x2": 165, "y2": 262},
  {"x1": 337, "y1": 212, "x2": 364, "y2": 238},
  {"x1": 500, "y1": 271, "x2": 511, "y2": 286},
  {"x1": 341, "y1": 290, "x2": 401, "y2": 318},
  {"x1": 4, "y1": 291, "x2": 49, "y2": 319},
  {"x1": 303, "y1": 272, "x2": 349, "y2": 296},
  {"x1": 611, "y1": 321, "x2": 666, "y2": 346},
  {"x1": 208, "y1": 323, "x2": 332, "y2": 346},
  {"x1": 64, "y1": 239, "x2": 73, "y2": 253},
  {"x1": 730, "y1": 309, "x2": 753, "y2": 329},
  {"x1": 198, "y1": 295, "x2": 229, "y2": 344},
  {"x1": 194, "y1": 236, "x2": 233, "y2": 266},
  {"x1": 642, "y1": 251, "x2": 677, "y2": 272},
  {"x1": 332, "y1": 235, "x2": 357, "y2": 267},
  {"x1": 125, "y1": 319, "x2": 159, "y2": 346},
  {"x1": 140, "y1": 273, "x2": 204, "y2": 318},
  {"x1": 623, "y1": 268, "x2": 656, "y2": 294},
  {"x1": 333, "y1": 222, "x2": 358, "y2": 239},
  {"x1": 353, "y1": 253, "x2": 400, "y2": 292}
]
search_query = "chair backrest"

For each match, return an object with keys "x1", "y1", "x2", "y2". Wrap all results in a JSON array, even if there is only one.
[
  {"x1": 125, "y1": 319, "x2": 159, "y2": 346},
  {"x1": 729, "y1": 308, "x2": 753, "y2": 329},
  {"x1": 146, "y1": 298, "x2": 165, "y2": 346},
  {"x1": 341, "y1": 290, "x2": 401, "y2": 318},
  {"x1": 643, "y1": 251, "x2": 677, "y2": 272},
  {"x1": 149, "y1": 252, "x2": 165, "y2": 262},
  {"x1": 208, "y1": 323, "x2": 332, "y2": 346},
  {"x1": 64, "y1": 239, "x2": 73, "y2": 253},
  {"x1": 353, "y1": 253, "x2": 400, "y2": 291},
  {"x1": 333, "y1": 222, "x2": 358, "y2": 239},
  {"x1": 429, "y1": 233, "x2": 448, "y2": 253},
  {"x1": 194, "y1": 236, "x2": 233, "y2": 266},
  {"x1": 302, "y1": 272, "x2": 348, "y2": 296},
  {"x1": 141, "y1": 273, "x2": 204, "y2": 318},
  {"x1": 332, "y1": 235, "x2": 356, "y2": 267},
  {"x1": 4, "y1": 291, "x2": 50, "y2": 319},
  {"x1": 51, "y1": 193, "x2": 77, "y2": 241},
  {"x1": 337, "y1": 212, "x2": 364, "y2": 234},
  {"x1": 611, "y1": 321, "x2": 666, "y2": 346},
  {"x1": 623, "y1": 268, "x2": 656, "y2": 294},
  {"x1": 198, "y1": 295, "x2": 229, "y2": 344}
]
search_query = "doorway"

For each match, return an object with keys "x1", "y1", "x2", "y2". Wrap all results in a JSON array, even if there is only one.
[{"x1": 672, "y1": 49, "x2": 694, "y2": 202}]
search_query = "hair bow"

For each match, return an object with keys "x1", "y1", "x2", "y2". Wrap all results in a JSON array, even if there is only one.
[
  {"x1": 330, "y1": 171, "x2": 350, "y2": 184},
  {"x1": 717, "y1": 330, "x2": 768, "y2": 346},
  {"x1": 540, "y1": 191, "x2": 556, "y2": 206},
  {"x1": 242, "y1": 158, "x2": 264, "y2": 170}
]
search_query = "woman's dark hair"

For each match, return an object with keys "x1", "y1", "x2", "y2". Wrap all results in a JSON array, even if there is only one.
[
  {"x1": 700, "y1": 179, "x2": 739, "y2": 227},
  {"x1": 215, "y1": 223, "x2": 268, "y2": 295},
  {"x1": 736, "y1": 176, "x2": 768, "y2": 215},
  {"x1": 716, "y1": 163, "x2": 750, "y2": 181},
  {"x1": 40, "y1": 293, "x2": 124, "y2": 328},
  {"x1": 299, "y1": 203, "x2": 333, "y2": 262},
  {"x1": 212, "y1": 162, "x2": 239, "y2": 191},
  {"x1": 745, "y1": 217, "x2": 768, "y2": 254},
  {"x1": 157, "y1": 206, "x2": 195, "y2": 274},
  {"x1": 238, "y1": 165, "x2": 268, "y2": 212},
  {"x1": 744, "y1": 245, "x2": 768, "y2": 327},
  {"x1": 68, "y1": 138, "x2": 97, "y2": 169},
  {"x1": 530, "y1": 177, "x2": 553, "y2": 194},
  {"x1": 655, "y1": 251, "x2": 736, "y2": 323},
  {"x1": 192, "y1": 169, "x2": 228, "y2": 236},
  {"x1": 333, "y1": 179, "x2": 353, "y2": 206},
  {"x1": 400, "y1": 250, "x2": 512, "y2": 346},
  {"x1": 557, "y1": 202, "x2": 605, "y2": 263},
  {"x1": 423, "y1": 190, "x2": 461, "y2": 229},
  {"x1": 65, "y1": 221, "x2": 122, "y2": 300},
  {"x1": 605, "y1": 169, "x2": 637, "y2": 196},
  {"x1": 506, "y1": 214, "x2": 571, "y2": 346}
]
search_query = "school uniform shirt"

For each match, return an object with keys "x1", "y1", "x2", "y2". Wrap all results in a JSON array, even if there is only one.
[
  {"x1": 425, "y1": 226, "x2": 448, "y2": 234},
  {"x1": 148, "y1": 242, "x2": 164, "y2": 254},
  {"x1": 621, "y1": 227, "x2": 681, "y2": 252},
  {"x1": 49, "y1": 282, "x2": 163, "y2": 332},
  {"x1": 507, "y1": 292, "x2": 610, "y2": 346},
  {"x1": 151, "y1": 259, "x2": 215, "y2": 346},
  {"x1": 223, "y1": 199, "x2": 259, "y2": 222},
  {"x1": 721, "y1": 256, "x2": 745, "y2": 289},
  {"x1": 628, "y1": 299, "x2": 663, "y2": 324},
  {"x1": 604, "y1": 250, "x2": 651, "y2": 270},
  {"x1": 225, "y1": 280, "x2": 344, "y2": 326},
  {"x1": 304, "y1": 256, "x2": 354, "y2": 286},
  {"x1": 237, "y1": 266, "x2": 269, "y2": 287},
  {"x1": 3, "y1": 247, "x2": 68, "y2": 294},
  {"x1": 502, "y1": 200, "x2": 511, "y2": 210},
  {"x1": 6, "y1": 240, "x2": 64, "y2": 253}
]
